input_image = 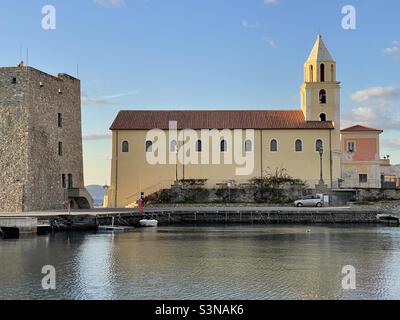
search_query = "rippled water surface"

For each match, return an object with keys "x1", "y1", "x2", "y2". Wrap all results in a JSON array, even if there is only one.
[{"x1": 1, "y1": 225, "x2": 400, "y2": 300}]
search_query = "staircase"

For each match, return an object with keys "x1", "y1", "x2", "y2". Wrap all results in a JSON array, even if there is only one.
[{"x1": 125, "y1": 180, "x2": 176, "y2": 208}]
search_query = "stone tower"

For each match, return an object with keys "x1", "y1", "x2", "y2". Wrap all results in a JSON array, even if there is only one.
[
  {"x1": 0, "y1": 64, "x2": 92, "y2": 212},
  {"x1": 301, "y1": 35, "x2": 342, "y2": 187}
]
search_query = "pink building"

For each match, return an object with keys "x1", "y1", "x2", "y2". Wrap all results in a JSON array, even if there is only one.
[{"x1": 341, "y1": 125, "x2": 384, "y2": 188}]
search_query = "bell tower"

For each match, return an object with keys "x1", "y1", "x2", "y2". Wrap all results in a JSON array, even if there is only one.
[
  {"x1": 301, "y1": 34, "x2": 342, "y2": 187},
  {"x1": 301, "y1": 34, "x2": 340, "y2": 125}
]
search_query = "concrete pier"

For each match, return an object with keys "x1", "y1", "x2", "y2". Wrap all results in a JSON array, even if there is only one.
[
  {"x1": 0, "y1": 217, "x2": 37, "y2": 234},
  {"x1": 0, "y1": 205, "x2": 400, "y2": 232},
  {"x1": 0, "y1": 206, "x2": 389, "y2": 227},
  {"x1": 132, "y1": 208, "x2": 381, "y2": 225}
]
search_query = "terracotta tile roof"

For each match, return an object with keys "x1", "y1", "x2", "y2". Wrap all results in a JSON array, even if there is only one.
[
  {"x1": 341, "y1": 125, "x2": 383, "y2": 133},
  {"x1": 110, "y1": 110, "x2": 335, "y2": 130}
]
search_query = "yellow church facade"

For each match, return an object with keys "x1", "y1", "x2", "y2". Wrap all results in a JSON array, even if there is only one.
[{"x1": 107, "y1": 35, "x2": 344, "y2": 208}]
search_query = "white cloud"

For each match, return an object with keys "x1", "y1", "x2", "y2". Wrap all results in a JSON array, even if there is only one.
[
  {"x1": 94, "y1": 0, "x2": 126, "y2": 8},
  {"x1": 382, "y1": 139, "x2": 400, "y2": 148},
  {"x1": 83, "y1": 133, "x2": 112, "y2": 141},
  {"x1": 262, "y1": 37, "x2": 278, "y2": 49},
  {"x1": 350, "y1": 87, "x2": 400, "y2": 103},
  {"x1": 264, "y1": 0, "x2": 278, "y2": 4},
  {"x1": 343, "y1": 86, "x2": 400, "y2": 130},
  {"x1": 102, "y1": 91, "x2": 139, "y2": 99},
  {"x1": 383, "y1": 41, "x2": 400, "y2": 54},
  {"x1": 82, "y1": 91, "x2": 138, "y2": 107},
  {"x1": 241, "y1": 20, "x2": 249, "y2": 28},
  {"x1": 81, "y1": 95, "x2": 108, "y2": 107}
]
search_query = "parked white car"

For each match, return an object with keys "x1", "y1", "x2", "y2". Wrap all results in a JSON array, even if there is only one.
[{"x1": 294, "y1": 195, "x2": 323, "y2": 207}]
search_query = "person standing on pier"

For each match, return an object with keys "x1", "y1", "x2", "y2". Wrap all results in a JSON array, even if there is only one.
[{"x1": 137, "y1": 193, "x2": 145, "y2": 215}]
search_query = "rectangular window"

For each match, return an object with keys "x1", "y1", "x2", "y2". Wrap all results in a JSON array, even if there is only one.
[
  {"x1": 58, "y1": 113, "x2": 63, "y2": 128},
  {"x1": 68, "y1": 174, "x2": 73, "y2": 189},
  {"x1": 62, "y1": 174, "x2": 66, "y2": 188},
  {"x1": 12, "y1": 77, "x2": 17, "y2": 84},
  {"x1": 359, "y1": 174, "x2": 368, "y2": 184},
  {"x1": 347, "y1": 142, "x2": 355, "y2": 153},
  {"x1": 58, "y1": 142, "x2": 63, "y2": 156}
]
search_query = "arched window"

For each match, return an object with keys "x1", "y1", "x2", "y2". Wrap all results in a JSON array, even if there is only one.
[
  {"x1": 122, "y1": 141, "x2": 129, "y2": 153},
  {"x1": 170, "y1": 140, "x2": 177, "y2": 153},
  {"x1": 220, "y1": 139, "x2": 227, "y2": 152},
  {"x1": 145, "y1": 140, "x2": 153, "y2": 153},
  {"x1": 309, "y1": 65, "x2": 314, "y2": 82},
  {"x1": 316, "y1": 139, "x2": 323, "y2": 152},
  {"x1": 245, "y1": 140, "x2": 253, "y2": 153},
  {"x1": 295, "y1": 139, "x2": 303, "y2": 152},
  {"x1": 320, "y1": 113, "x2": 327, "y2": 122},
  {"x1": 270, "y1": 139, "x2": 278, "y2": 152},
  {"x1": 319, "y1": 89, "x2": 327, "y2": 104},
  {"x1": 331, "y1": 64, "x2": 334, "y2": 81},
  {"x1": 320, "y1": 63, "x2": 325, "y2": 82},
  {"x1": 196, "y1": 140, "x2": 202, "y2": 152}
]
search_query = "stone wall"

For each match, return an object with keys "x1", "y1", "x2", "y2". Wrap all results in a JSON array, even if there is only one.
[
  {"x1": 0, "y1": 66, "x2": 85, "y2": 212},
  {"x1": 145, "y1": 184, "x2": 400, "y2": 206},
  {"x1": 25, "y1": 68, "x2": 84, "y2": 211},
  {"x1": 357, "y1": 188, "x2": 400, "y2": 202},
  {"x1": 146, "y1": 183, "x2": 308, "y2": 205},
  {"x1": 0, "y1": 68, "x2": 30, "y2": 212}
]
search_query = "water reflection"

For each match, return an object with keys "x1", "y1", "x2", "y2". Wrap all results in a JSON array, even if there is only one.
[{"x1": 0, "y1": 225, "x2": 399, "y2": 300}]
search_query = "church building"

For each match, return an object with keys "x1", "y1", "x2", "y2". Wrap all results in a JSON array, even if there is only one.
[{"x1": 108, "y1": 35, "x2": 384, "y2": 208}]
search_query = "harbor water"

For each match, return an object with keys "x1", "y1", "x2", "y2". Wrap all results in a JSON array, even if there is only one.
[{"x1": 0, "y1": 225, "x2": 400, "y2": 300}]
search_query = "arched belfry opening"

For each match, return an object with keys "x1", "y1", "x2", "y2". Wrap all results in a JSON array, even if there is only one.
[
  {"x1": 319, "y1": 89, "x2": 327, "y2": 104},
  {"x1": 320, "y1": 63, "x2": 325, "y2": 82}
]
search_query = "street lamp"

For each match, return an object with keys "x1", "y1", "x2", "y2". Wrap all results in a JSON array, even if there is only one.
[
  {"x1": 175, "y1": 145, "x2": 178, "y2": 183},
  {"x1": 318, "y1": 146, "x2": 324, "y2": 185},
  {"x1": 226, "y1": 180, "x2": 232, "y2": 202}
]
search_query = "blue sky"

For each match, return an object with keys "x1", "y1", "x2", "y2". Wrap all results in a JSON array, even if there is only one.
[{"x1": 1, "y1": 0, "x2": 399, "y2": 184}]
